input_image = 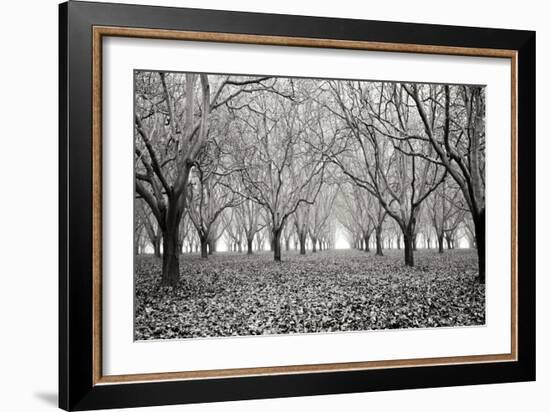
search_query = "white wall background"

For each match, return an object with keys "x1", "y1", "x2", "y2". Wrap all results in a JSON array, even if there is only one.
[{"x1": 0, "y1": 0, "x2": 545, "y2": 411}]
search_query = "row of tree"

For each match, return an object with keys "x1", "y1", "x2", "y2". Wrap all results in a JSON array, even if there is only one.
[
  {"x1": 135, "y1": 197, "x2": 336, "y2": 256},
  {"x1": 135, "y1": 178, "x2": 474, "y2": 257},
  {"x1": 135, "y1": 72, "x2": 485, "y2": 286}
]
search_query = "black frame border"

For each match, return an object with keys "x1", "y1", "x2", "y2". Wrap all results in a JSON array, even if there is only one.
[{"x1": 59, "y1": 1, "x2": 535, "y2": 410}]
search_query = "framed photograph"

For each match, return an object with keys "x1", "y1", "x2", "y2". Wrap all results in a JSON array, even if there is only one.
[{"x1": 59, "y1": 1, "x2": 535, "y2": 410}]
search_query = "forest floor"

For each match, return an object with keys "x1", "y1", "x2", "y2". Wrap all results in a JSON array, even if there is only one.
[{"x1": 134, "y1": 249, "x2": 485, "y2": 340}]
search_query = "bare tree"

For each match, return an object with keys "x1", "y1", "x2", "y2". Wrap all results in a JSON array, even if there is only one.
[
  {"x1": 237, "y1": 199, "x2": 264, "y2": 254},
  {"x1": 135, "y1": 71, "x2": 274, "y2": 286},
  {"x1": 293, "y1": 203, "x2": 310, "y2": 255},
  {"x1": 223, "y1": 210, "x2": 244, "y2": 252},
  {"x1": 230, "y1": 81, "x2": 328, "y2": 261},
  {"x1": 308, "y1": 184, "x2": 338, "y2": 253},
  {"x1": 136, "y1": 199, "x2": 162, "y2": 257},
  {"x1": 187, "y1": 147, "x2": 241, "y2": 258},
  {"x1": 404, "y1": 84, "x2": 486, "y2": 282},
  {"x1": 282, "y1": 218, "x2": 295, "y2": 252},
  {"x1": 326, "y1": 81, "x2": 446, "y2": 266},
  {"x1": 427, "y1": 180, "x2": 466, "y2": 253},
  {"x1": 367, "y1": 195, "x2": 387, "y2": 256}
]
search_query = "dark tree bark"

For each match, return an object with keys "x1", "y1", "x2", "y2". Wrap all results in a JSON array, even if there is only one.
[
  {"x1": 438, "y1": 233, "x2": 444, "y2": 253},
  {"x1": 273, "y1": 228, "x2": 283, "y2": 262},
  {"x1": 403, "y1": 231, "x2": 414, "y2": 266},
  {"x1": 161, "y1": 225, "x2": 180, "y2": 286},
  {"x1": 473, "y1": 208, "x2": 486, "y2": 283},
  {"x1": 299, "y1": 232, "x2": 307, "y2": 255},
  {"x1": 375, "y1": 227, "x2": 383, "y2": 256},
  {"x1": 311, "y1": 236, "x2": 317, "y2": 253},
  {"x1": 200, "y1": 236, "x2": 208, "y2": 259},
  {"x1": 247, "y1": 237, "x2": 254, "y2": 254},
  {"x1": 364, "y1": 233, "x2": 371, "y2": 252},
  {"x1": 401, "y1": 217, "x2": 417, "y2": 266}
]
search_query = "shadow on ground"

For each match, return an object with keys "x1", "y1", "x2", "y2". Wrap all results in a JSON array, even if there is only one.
[{"x1": 34, "y1": 392, "x2": 57, "y2": 407}]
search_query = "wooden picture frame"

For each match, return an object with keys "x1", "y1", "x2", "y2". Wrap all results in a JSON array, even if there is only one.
[{"x1": 59, "y1": 1, "x2": 535, "y2": 410}]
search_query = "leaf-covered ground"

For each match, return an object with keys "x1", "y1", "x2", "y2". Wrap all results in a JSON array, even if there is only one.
[{"x1": 135, "y1": 249, "x2": 485, "y2": 340}]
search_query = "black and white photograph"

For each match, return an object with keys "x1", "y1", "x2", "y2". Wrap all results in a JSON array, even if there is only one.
[{"x1": 134, "y1": 71, "x2": 486, "y2": 340}]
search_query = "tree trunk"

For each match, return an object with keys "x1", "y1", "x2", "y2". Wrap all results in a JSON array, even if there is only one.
[
  {"x1": 438, "y1": 233, "x2": 444, "y2": 253},
  {"x1": 396, "y1": 236, "x2": 401, "y2": 250},
  {"x1": 273, "y1": 228, "x2": 283, "y2": 262},
  {"x1": 285, "y1": 238, "x2": 290, "y2": 251},
  {"x1": 375, "y1": 228, "x2": 383, "y2": 256},
  {"x1": 161, "y1": 227, "x2": 180, "y2": 286},
  {"x1": 403, "y1": 230, "x2": 414, "y2": 267},
  {"x1": 200, "y1": 236, "x2": 208, "y2": 259},
  {"x1": 412, "y1": 233, "x2": 417, "y2": 251},
  {"x1": 311, "y1": 236, "x2": 317, "y2": 253},
  {"x1": 474, "y1": 209, "x2": 486, "y2": 283},
  {"x1": 364, "y1": 233, "x2": 370, "y2": 252},
  {"x1": 445, "y1": 235, "x2": 452, "y2": 250},
  {"x1": 237, "y1": 241, "x2": 242, "y2": 253},
  {"x1": 153, "y1": 237, "x2": 161, "y2": 258},
  {"x1": 247, "y1": 237, "x2": 254, "y2": 254},
  {"x1": 299, "y1": 233, "x2": 306, "y2": 255}
]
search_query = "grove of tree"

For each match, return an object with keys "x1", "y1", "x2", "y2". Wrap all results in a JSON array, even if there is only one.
[{"x1": 135, "y1": 72, "x2": 486, "y2": 286}]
